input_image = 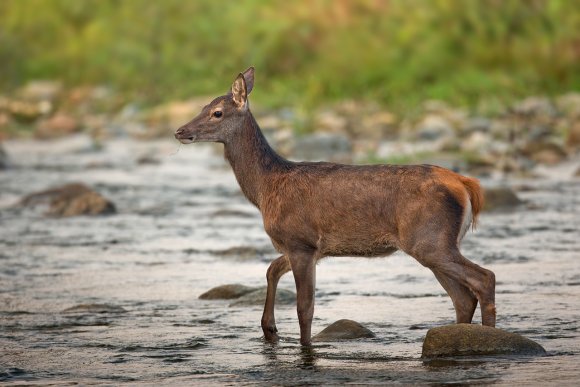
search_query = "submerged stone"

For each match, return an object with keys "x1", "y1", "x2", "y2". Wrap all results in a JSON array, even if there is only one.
[
  {"x1": 21, "y1": 183, "x2": 116, "y2": 217},
  {"x1": 421, "y1": 324, "x2": 546, "y2": 358},
  {"x1": 229, "y1": 287, "x2": 295, "y2": 307},
  {"x1": 62, "y1": 303, "x2": 127, "y2": 314},
  {"x1": 483, "y1": 186, "x2": 523, "y2": 211},
  {"x1": 312, "y1": 319, "x2": 376, "y2": 342},
  {"x1": 199, "y1": 284, "x2": 256, "y2": 300}
]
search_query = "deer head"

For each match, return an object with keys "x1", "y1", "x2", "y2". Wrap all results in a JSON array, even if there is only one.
[{"x1": 174, "y1": 67, "x2": 255, "y2": 144}]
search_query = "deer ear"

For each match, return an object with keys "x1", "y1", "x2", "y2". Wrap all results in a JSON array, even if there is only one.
[
  {"x1": 231, "y1": 73, "x2": 247, "y2": 109},
  {"x1": 242, "y1": 66, "x2": 254, "y2": 94}
]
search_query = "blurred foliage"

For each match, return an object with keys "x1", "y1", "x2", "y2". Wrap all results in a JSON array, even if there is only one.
[{"x1": 1, "y1": 0, "x2": 579, "y2": 112}]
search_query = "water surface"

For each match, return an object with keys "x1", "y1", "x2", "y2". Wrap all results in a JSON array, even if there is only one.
[{"x1": 1, "y1": 136, "x2": 579, "y2": 385}]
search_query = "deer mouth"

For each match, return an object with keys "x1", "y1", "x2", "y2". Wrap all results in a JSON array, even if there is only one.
[{"x1": 174, "y1": 131, "x2": 195, "y2": 144}]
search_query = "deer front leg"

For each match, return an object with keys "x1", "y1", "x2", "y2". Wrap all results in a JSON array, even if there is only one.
[
  {"x1": 261, "y1": 255, "x2": 291, "y2": 342},
  {"x1": 289, "y1": 251, "x2": 316, "y2": 346}
]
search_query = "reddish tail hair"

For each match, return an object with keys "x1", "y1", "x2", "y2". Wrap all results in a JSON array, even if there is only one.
[{"x1": 460, "y1": 176, "x2": 484, "y2": 230}]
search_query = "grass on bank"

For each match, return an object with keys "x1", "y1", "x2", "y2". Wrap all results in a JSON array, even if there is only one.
[{"x1": 1, "y1": 0, "x2": 579, "y2": 115}]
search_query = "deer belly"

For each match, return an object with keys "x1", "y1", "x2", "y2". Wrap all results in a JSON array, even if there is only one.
[{"x1": 316, "y1": 232, "x2": 398, "y2": 258}]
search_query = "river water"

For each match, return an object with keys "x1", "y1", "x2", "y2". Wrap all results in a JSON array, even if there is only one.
[{"x1": 1, "y1": 135, "x2": 579, "y2": 385}]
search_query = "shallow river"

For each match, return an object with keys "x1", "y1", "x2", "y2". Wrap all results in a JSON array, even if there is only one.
[{"x1": 1, "y1": 135, "x2": 579, "y2": 385}]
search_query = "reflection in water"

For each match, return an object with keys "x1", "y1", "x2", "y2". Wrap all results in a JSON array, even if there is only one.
[
  {"x1": 298, "y1": 346, "x2": 318, "y2": 370},
  {"x1": 0, "y1": 137, "x2": 579, "y2": 384}
]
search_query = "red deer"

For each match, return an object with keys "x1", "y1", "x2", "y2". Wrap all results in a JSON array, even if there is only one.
[{"x1": 175, "y1": 67, "x2": 496, "y2": 346}]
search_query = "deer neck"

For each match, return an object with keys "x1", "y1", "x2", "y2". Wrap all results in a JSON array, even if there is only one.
[{"x1": 224, "y1": 113, "x2": 289, "y2": 208}]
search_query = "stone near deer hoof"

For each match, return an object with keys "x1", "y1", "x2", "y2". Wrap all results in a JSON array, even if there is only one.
[
  {"x1": 229, "y1": 287, "x2": 295, "y2": 307},
  {"x1": 421, "y1": 324, "x2": 546, "y2": 358},
  {"x1": 312, "y1": 319, "x2": 376, "y2": 342},
  {"x1": 199, "y1": 284, "x2": 256, "y2": 300}
]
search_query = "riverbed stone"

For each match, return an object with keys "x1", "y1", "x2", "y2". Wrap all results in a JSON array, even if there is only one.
[
  {"x1": 62, "y1": 303, "x2": 127, "y2": 314},
  {"x1": 229, "y1": 287, "x2": 296, "y2": 307},
  {"x1": 0, "y1": 144, "x2": 8, "y2": 169},
  {"x1": 35, "y1": 113, "x2": 80, "y2": 139},
  {"x1": 421, "y1": 324, "x2": 546, "y2": 358},
  {"x1": 199, "y1": 284, "x2": 257, "y2": 300},
  {"x1": 566, "y1": 121, "x2": 580, "y2": 149},
  {"x1": 483, "y1": 186, "x2": 523, "y2": 211},
  {"x1": 293, "y1": 132, "x2": 352, "y2": 163},
  {"x1": 555, "y1": 92, "x2": 580, "y2": 119},
  {"x1": 312, "y1": 319, "x2": 376, "y2": 342},
  {"x1": 512, "y1": 96, "x2": 556, "y2": 117},
  {"x1": 463, "y1": 117, "x2": 492, "y2": 134},
  {"x1": 415, "y1": 114, "x2": 454, "y2": 141},
  {"x1": 522, "y1": 141, "x2": 567, "y2": 165},
  {"x1": 21, "y1": 183, "x2": 116, "y2": 217},
  {"x1": 18, "y1": 80, "x2": 63, "y2": 102}
]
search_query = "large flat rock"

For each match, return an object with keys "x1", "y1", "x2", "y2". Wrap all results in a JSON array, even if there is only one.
[{"x1": 422, "y1": 324, "x2": 546, "y2": 358}]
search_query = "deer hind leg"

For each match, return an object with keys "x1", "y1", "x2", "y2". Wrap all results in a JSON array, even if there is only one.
[
  {"x1": 432, "y1": 248, "x2": 496, "y2": 327},
  {"x1": 432, "y1": 270, "x2": 478, "y2": 324},
  {"x1": 413, "y1": 245, "x2": 496, "y2": 327},
  {"x1": 261, "y1": 255, "x2": 291, "y2": 342}
]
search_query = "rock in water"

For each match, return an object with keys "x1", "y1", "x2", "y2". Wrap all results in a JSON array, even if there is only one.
[
  {"x1": 229, "y1": 287, "x2": 295, "y2": 307},
  {"x1": 421, "y1": 324, "x2": 546, "y2": 358},
  {"x1": 62, "y1": 304, "x2": 127, "y2": 314},
  {"x1": 483, "y1": 186, "x2": 523, "y2": 211},
  {"x1": 199, "y1": 284, "x2": 256, "y2": 300},
  {"x1": 312, "y1": 319, "x2": 375, "y2": 342},
  {"x1": 21, "y1": 183, "x2": 116, "y2": 217},
  {"x1": 0, "y1": 143, "x2": 8, "y2": 169}
]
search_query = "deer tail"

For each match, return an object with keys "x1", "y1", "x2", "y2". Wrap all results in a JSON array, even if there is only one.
[{"x1": 460, "y1": 176, "x2": 484, "y2": 230}]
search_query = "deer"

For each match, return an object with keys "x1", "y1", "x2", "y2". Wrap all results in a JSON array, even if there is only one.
[{"x1": 174, "y1": 67, "x2": 496, "y2": 346}]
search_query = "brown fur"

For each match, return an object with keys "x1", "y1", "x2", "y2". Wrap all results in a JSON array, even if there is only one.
[{"x1": 175, "y1": 68, "x2": 496, "y2": 346}]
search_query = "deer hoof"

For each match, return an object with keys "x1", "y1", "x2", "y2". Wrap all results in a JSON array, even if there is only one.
[{"x1": 263, "y1": 325, "x2": 279, "y2": 342}]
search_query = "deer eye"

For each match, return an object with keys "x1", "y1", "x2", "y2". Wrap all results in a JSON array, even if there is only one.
[{"x1": 213, "y1": 110, "x2": 223, "y2": 118}]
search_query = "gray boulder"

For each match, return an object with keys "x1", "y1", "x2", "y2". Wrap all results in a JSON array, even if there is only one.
[
  {"x1": 21, "y1": 183, "x2": 116, "y2": 217},
  {"x1": 415, "y1": 114, "x2": 454, "y2": 141},
  {"x1": 293, "y1": 132, "x2": 352, "y2": 163},
  {"x1": 229, "y1": 287, "x2": 295, "y2": 307},
  {"x1": 483, "y1": 186, "x2": 523, "y2": 211},
  {"x1": 422, "y1": 324, "x2": 546, "y2": 358},
  {"x1": 0, "y1": 143, "x2": 7, "y2": 169},
  {"x1": 566, "y1": 122, "x2": 580, "y2": 149},
  {"x1": 312, "y1": 319, "x2": 375, "y2": 342},
  {"x1": 199, "y1": 284, "x2": 256, "y2": 300},
  {"x1": 512, "y1": 96, "x2": 556, "y2": 117}
]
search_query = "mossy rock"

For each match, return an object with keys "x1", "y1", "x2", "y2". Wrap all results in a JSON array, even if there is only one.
[{"x1": 422, "y1": 324, "x2": 546, "y2": 358}]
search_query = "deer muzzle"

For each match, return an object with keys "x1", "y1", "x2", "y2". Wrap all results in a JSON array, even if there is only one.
[{"x1": 174, "y1": 127, "x2": 195, "y2": 144}]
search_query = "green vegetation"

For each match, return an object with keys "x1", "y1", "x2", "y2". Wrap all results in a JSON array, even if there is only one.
[{"x1": 1, "y1": 0, "x2": 579, "y2": 113}]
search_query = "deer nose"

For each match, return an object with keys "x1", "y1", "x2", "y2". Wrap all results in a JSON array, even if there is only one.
[{"x1": 174, "y1": 127, "x2": 185, "y2": 138}]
